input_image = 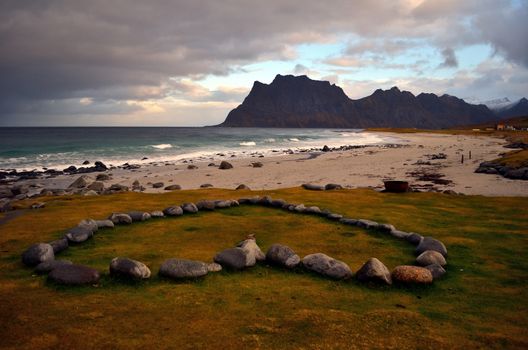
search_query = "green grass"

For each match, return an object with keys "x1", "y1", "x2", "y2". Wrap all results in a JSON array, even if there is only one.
[{"x1": 0, "y1": 188, "x2": 527, "y2": 349}]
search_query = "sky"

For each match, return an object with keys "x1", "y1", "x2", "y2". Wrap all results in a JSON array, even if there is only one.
[{"x1": 0, "y1": 0, "x2": 527, "y2": 126}]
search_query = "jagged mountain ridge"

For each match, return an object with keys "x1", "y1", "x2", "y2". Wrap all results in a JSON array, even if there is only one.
[{"x1": 218, "y1": 74, "x2": 502, "y2": 129}]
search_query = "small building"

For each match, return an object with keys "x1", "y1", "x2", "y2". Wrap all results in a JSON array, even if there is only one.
[{"x1": 496, "y1": 123, "x2": 505, "y2": 130}]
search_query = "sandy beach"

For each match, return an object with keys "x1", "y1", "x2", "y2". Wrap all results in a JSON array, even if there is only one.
[{"x1": 16, "y1": 132, "x2": 526, "y2": 197}]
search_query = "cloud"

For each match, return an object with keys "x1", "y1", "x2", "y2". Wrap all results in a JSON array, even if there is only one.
[{"x1": 438, "y1": 48, "x2": 458, "y2": 68}]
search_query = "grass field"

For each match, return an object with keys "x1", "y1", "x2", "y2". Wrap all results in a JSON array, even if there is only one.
[{"x1": 1, "y1": 188, "x2": 527, "y2": 349}]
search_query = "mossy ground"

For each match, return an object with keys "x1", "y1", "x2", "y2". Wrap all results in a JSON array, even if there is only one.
[{"x1": 1, "y1": 188, "x2": 527, "y2": 349}]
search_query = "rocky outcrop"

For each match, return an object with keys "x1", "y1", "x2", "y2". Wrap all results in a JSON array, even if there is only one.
[{"x1": 219, "y1": 74, "x2": 497, "y2": 129}]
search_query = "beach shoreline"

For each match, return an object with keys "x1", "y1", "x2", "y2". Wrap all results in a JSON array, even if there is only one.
[{"x1": 2, "y1": 132, "x2": 528, "y2": 198}]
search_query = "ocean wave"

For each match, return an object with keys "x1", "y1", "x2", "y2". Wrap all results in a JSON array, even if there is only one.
[
  {"x1": 263, "y1": 138, "x2": 276, "y2": 143},
  {"x1": 239, "y1": 141, "x2": 256, "y2": 146},
  {"x1": 151, "y1": 144, "x2": 173, "y2": 149},
  {"x1": 289, "y1": 138, "x2": 300, "y2": 142}
]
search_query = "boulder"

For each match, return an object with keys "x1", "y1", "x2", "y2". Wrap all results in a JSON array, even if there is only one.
[
  {"x1": 181, "y1": 203, "x2": 198, "y2": 213},
  {"x1": 236, "y1": 184, "x2": 250, "y2": 190},
  {"x1": 356, "y1": 258, "x2": 392, "y2": 285},
  {"x1": 270, "y1": 199, "x2": 287, "y2": 208},
  {"x1": 325, "y1": 183, "x2": 343, "y2": 190},
  {"x1": 96, "y1": 173, "x2": 111, "y2": 181},
  {"x1": 78, "y1": 219, "x2": 98, "y2": 232},
  {"x1": 83, "y1": 190, "x2": 98, "y2": 196},
  {"x1": 219, "y1": 161, "x2": 233, "y2": 169},
  {"x1": 49, "y1": 238, "x2": 69, "y2": 254},
  {"x1": 213, "y1": 248, "x2": 248, "y2": 270},
  {"x1": 128, "y1": 211, "x2": 152, "y2": 222},
  {"x1": 196, "y1": 200, "x2": 216, "y2": 211},
  {"x1": 391, "y1": 265, "x2": 433, "y2": 284},
  {"x1": 406, "y1": 233, "x2": 423, "y2": 245},
  {"x1": 200, "y1": 183, "x2": 213, "y2": 188},
  {"x1": 302, "y1": 253, "x2": 353, "y2": 280},
  {"x1": 48, "y1": 264, "x2": 100, "y2": 285},
  {"x1": 416, "y1": 250, "x2": 447, "y2": 267},
  {"x1": 110, "y1": 257, "x2": 151, "y2": 279},
  {"x1": 304, "y1": 206, "x2": 322, "y2": 215},
  {"x1": 251, "y1": 162, "x2": 263, "y2": 168},
  {"x1": 163, "y1": 206, "x2": 183, "y2": 216},
  {"x1": 424, "y1": 263, "x2": 447, "y2": 279},
  {"x1": 390, "y1": 229, "x2": 410, "y2": 239},
  {"x1": 68, "y1": 176, "x2": 89, "y2": 189},
  {"x1": 87, "y1": 181, "x2": 104, "y2": 192},
  {"x1": 108, "y1": 213, "x2": 133, "y2": 224},
  {"x1": 95, "y1": 219, "x2": 114, "y2": 229},
  {"x1": 0, "y1": 187, "x2": 14, "y2": 199},
  {"x1": 237, "y1": 236, "x2": 265, "y2": 267},
  {"x1": 294, "y1": 204, "x2": 306, "y2": 213},
  {"x1": 152, "y1": 182, "x2": 164, "y2": 188},
  {"x1": 150, "y1": 210, "x2": 165, "y2": 218},
  {"x1": 301, "y1": 183, "x2": 325, "y2": 191},
  {"x1": 108, "y1": 184, "x2": 129, "y2": 192},
  {"x1": 164, "y1": 184, "x2": 182, "y2": 191},
  {"x1": 94, "y1": 161, "x2": 107, "y2": 170},
  {"x1": 31, "y1": 202, "x2": 46, "y2": 209},
  {"x1": 416, "y1": 237, "x2": 447, "y2": 257},
  {"x1": 214, "y1": 200, "x2": 233, "y2": 209},
  {"x1": 65, "y1": 226, "x2": 94, "y2": 243},
  {"x1": 207, "y1": 263, "x2": 222, "y2": 272},
  {"x1": 159, "y1": 258, "x2": 209, "y2": 279},
  {"x1": 357, "y1": 219, "x2": 380, "y2": 230},
  {"x1": 339, "y1": 218, "x2": 358, "y2": 226},
  {"x1": 265, "y1": 244, "x2": 301, "y2": 269},
  {"x1": 327, "y1": 213, "x2": 343, "y2": 221},
  {"x1": 378, "y1": 224, "x2": 396, "y2": 233},
  {"x1": 21, "y1": 243, "x2": 55, "y2": 266},
  {"x1": 187, "y1": 165, "x2": 198, "y2": 170},
  {"x1": 35, "y1": 260, "x2": 72, "y2": 274}
]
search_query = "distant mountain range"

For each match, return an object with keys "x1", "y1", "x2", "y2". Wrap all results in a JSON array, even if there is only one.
[{"x1": 219, "y1": 74, "x2": 528, "y2": 129}]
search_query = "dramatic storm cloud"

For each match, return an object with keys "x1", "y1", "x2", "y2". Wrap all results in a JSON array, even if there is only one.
[{"x1": 0, "y1": 0, "x2": 526, "y2": 126}]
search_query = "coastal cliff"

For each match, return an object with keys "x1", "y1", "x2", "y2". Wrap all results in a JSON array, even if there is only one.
[{"x1": 219, "y1": 74, "x2": 498, "y2": 129}]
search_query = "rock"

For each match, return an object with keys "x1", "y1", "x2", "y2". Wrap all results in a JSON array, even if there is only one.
[
  {"x1": 128, "y1": 211, "x2": 151, "y2": 222},
  {"x1": 302, "y1": 253, "x2": 352, "y2": 280},
  {"x1": 301, "y1": 183, "x2": 325, "y2": 191},
  {"x1": 237, "y1": 236, "x2": 265, "y2": 267},
  {"x1": 200, "y1": 183, "x2": 213, "y2": 188},
  {"x1": 219, "y1": 161, "x2": 233, "y2": 169},
  {"x1": 0, "y1": 198, "x2": 12, "y2": 212},
  {"x1": 270, "y1": 199, "x2": 287, "y2": 208},
  {"x1": 196, "y1": 200, "x2": 216, "y2": 210},
  {"x1": 132, "y1": 180, "x2": 141, "y2": 190},
  {"x1": 83, "y1": 190, "x2": 98, "y2": 196},
  {"x1": 208, "y1": 163, "x2": 216, "y2": 167},
  {"x1": 87, "y1": 181, "x2": 104, "y2": 192},
  {"x1": 95, "y1": 219, "x2": 114, "y2": 229},
  {"x1": 327, "y1": 213, "x2": 343, "y2": 221},
  {"x1": 265, "y1": 244, "x2": 300, "y2": 269},
  {"x1": 108, "y1": 184, "x2": 129, "y2": 192},
  {"x1": 214, "y1": 200, "x2": 233, "y2": 209},
  {"x1": 150, "y1": 210, "x2": 165, "y2": 218},
  {"x1": 96, "y1": 173, "x2": 111, "y2": 181},
  {"x1": 390, "y1": 229, "x2": 410, "y2": 239},
  {"x1": 378, "y1": 224, "x2": 395, "y2": 233},
  {"x1": 94, "y1": 161, "x2": 108, "y2": 170},
  {"x1": 110, "y1": 257, "x2": 151, "y2": 279},
  {"x1": 357, "y1": 219, "x2": 380, "y2": 230},
  {"x1": 48, "y1": 264, "x2": 100, "y2": 285},
  {"x1": 304, "y1": 206, "x2": 322, "y2": 215},
  {"x1": 181, "y1": 203, "x2": 198, "y2": 214},
  {"x1": 213, "y1": 248, "x2": 248, "y2": 270},
  {"x1": 77, "y1": 219, "x2": 98, "y2": 234},
  {"x1": 0, "y1": 187, "x2": 14, "y2": 199},
  {"x1": 163, "y1": 206, "x2": 184, "y2": 216},
  {"x1": 356, "y1": 258, "x2": 392, "y2": 285},
  {"x1": 383, "y1": 180, "x2": 409, "y2": 193},
  {"x1": 505, "y1": 168, "x2": 528, "y2": 180},
  {"x1": 294, "y1": 204, "x2": 306, "y2": 213},
  {"x1": 65, "y1": 226, "x2": 94, "y2": 243},
  {"x1": 108, "y1": 213, "x2": 133, "y2": 224},
  {"x1": 406, "y1": 233, "x2": 423, "y2": 245},
  {"x1": 339, "y1": 218, "x2": 358, "y2": 226},
  {"x1": 424, "y1": 263, "x2": 446, "y2": 279},
  {"x1": 159, "y1": 258, "x2": 209, "y2": 279},
  {"x1": 49, "y1": 238, "x2": 69, "y2": 254},
  {"x1": 152, "y1": 182, "x2": 164, "y2": 188},
  {"x1": 164, "y1": 184, "x2": 182, "y2": 191},
  {"x1": 325, "y1": 183, "x2": 343, "y2": 190},
  {"x1": 207, "y1": 263, "x2": 222, "y2": 272},
  {"x1": 322, "y1": 145, "x2": 331, "y2": 152},
  {"x1": 416, "y1": 237, "x2": 447, "y2": 257},
  {"x1": 68, "y1": 176, "x2": 89, "y2": 189},
  {"x1": 416, "y1": 250, "x2": 447, "y2": 267},
  {"x1": 187, "y1": 164, "x2": 198, "y2": 170},
  {"x1": 392, "y1": 265, "x2": 433, "y2": 284},
  {"x1": 31, "y1": 202, "x2": 46, "y2": 209},
  {"x1": 251, "y1": 162, "x2": 263, "y2": 168},
  {"x1": 21, "y1": 243, "x2": 55, "y2": 266},
  {"x1": 236, "y1": 184, "x2": 250, "y2": 190},
  {"x1": 35, "y1": 260, "x2": 72, "y2": 274}
]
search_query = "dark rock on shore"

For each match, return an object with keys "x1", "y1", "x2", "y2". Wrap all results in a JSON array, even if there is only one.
[
  {"x1": 325, "y1": 183, "x2": 343, "y2": 190},
  {"x1": 152, "y1": 182, "x2": 164, "y2": 188},
  {"x1": 302, "y1": 183, "x2": 325, "y2": 191},
  {"x1": 164, "y1": 184, "x2": 182, "y2": 190},
  {"x1": 219, "y1": 161, "x2": 233, "y2": 169},
  {"x1": 236, "y1": 184, "x2": 250, "y2": 190},
  {"x1": 475, "y1": 161, "x2": 528, "y2": 180},
  {"x1": 22, "y1": 243, "x2": 55, "y2": 266},
  {"x1": 48, "y1": 264, "x2": 100, "y2": 285}
]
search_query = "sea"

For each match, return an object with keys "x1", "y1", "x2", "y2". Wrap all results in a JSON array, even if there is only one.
[{"x1": 0, "y1": 127, "x2": 402, "y2": 171}]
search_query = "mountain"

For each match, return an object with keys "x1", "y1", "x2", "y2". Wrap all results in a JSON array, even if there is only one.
[
  {"x1": 497, "y1": 98, "x2": 528, "y2": 119},
  {"x1": 219, "y1": 74, "x2": 497, "y2": 129}
]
